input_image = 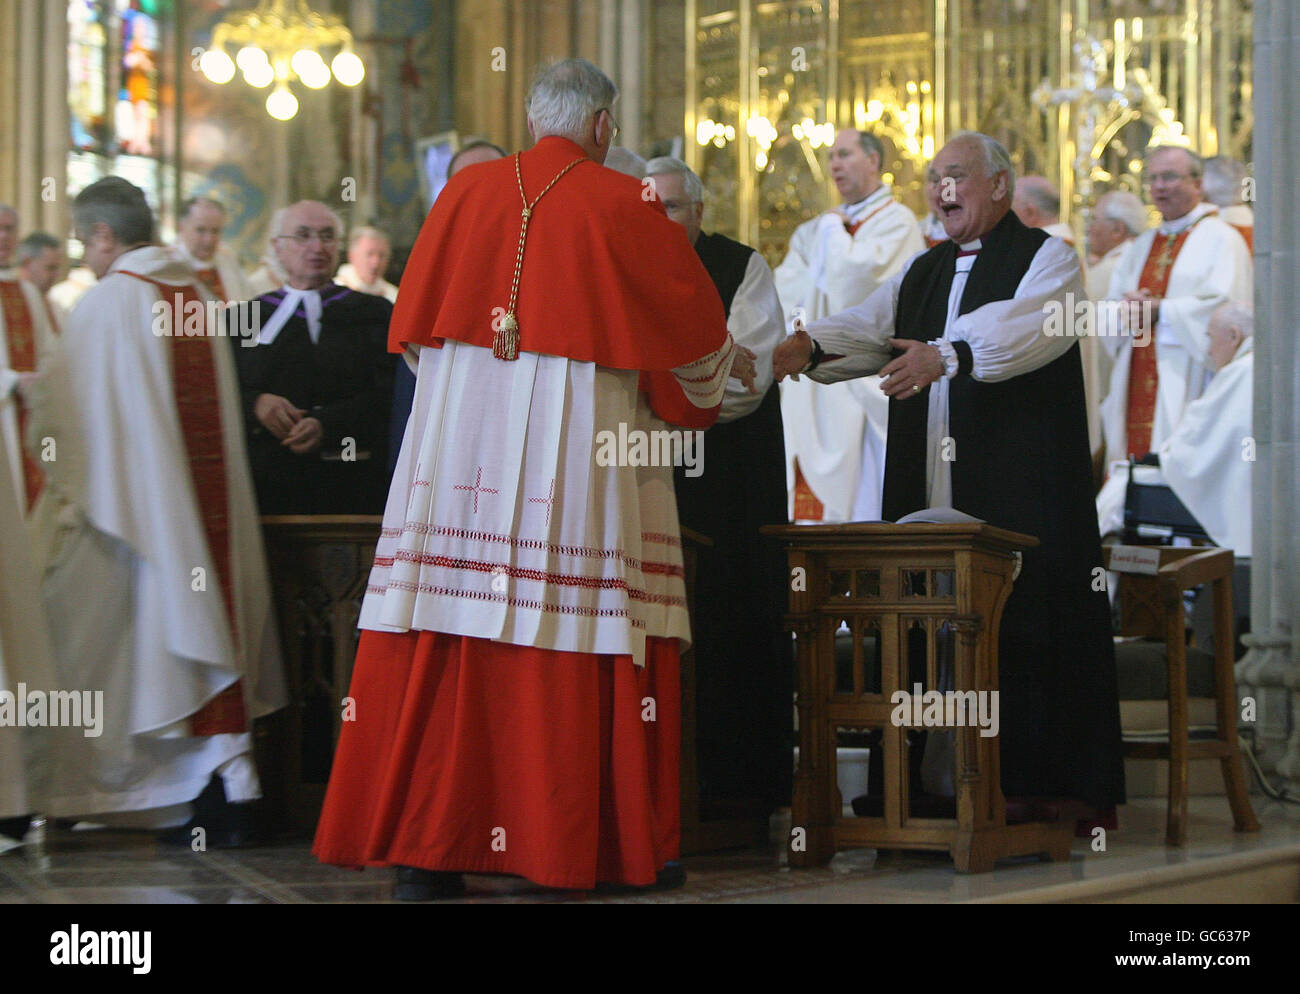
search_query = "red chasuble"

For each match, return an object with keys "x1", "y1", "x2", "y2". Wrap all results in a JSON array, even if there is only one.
[
  {"x1": 1125, "y1": 220, "x2": 1201, "y2": 458},
  {"x1": 0, "y1": 280, "x2": 45, "y2": 511},
  {"x1": 192, "y1": 266, "x2": 229, "y2": 303},
  {"x1": 391, "y1": 136, "x2": 727, "y2": 373},
  {"x1": 119, "y1": 273, "x2": 246, "y2": 735}
]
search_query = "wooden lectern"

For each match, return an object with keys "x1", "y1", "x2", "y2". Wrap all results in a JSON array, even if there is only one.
[{"x1": 763, "y1": 522, "x2": 1075, "y2": 873}]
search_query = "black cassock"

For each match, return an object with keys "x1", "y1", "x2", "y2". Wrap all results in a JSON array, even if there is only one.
[
  {"x1": 232, "y1": 284, "x2": 396, "y2": 514},
  {"x1": 885, "y1": 210, "x2": 1125, "y2": 809},
  {"x1": 674, "y1": 231, "x2": 793, "y2": 813}
]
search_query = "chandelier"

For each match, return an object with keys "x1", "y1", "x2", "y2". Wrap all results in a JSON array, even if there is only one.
[{"x1": 198, "y1": 0, "x2": 365, "y2": 121}]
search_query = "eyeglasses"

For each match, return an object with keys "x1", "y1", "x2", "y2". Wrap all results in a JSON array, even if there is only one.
[
  {"x1": 276, "y1": 227, "x2": 338, "y2": 245},
  {"x1": 596, "y1": 107, "x2": 620, "y2": 143},
  {"x1": 1144, "y1": 171, "x2": 1193, "y2": 186},
  {"x1": 660, "y1": 199, "x2": 699, "y2": 213}
]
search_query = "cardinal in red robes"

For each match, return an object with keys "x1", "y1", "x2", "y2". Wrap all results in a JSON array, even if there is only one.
[{"x1": 313, "y1": 59, "x2": 754, "y2": 898}]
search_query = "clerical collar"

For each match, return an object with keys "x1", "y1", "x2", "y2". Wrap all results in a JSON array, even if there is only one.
[
  {"x1": 957, "y1": 239, "x2": 981, "y2": 256},
  {"x1": 1159, "y1": 201, "x2": 1216, "y2": 236},
  {"x1": 258, "y1": 283, "x2": 350, "y2": 346},
  {"x1": 842, "y1": 185, "x2": 891, "y2": 220}
]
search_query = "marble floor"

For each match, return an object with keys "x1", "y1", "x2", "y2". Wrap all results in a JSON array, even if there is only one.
[{"x1": 1, "y1": 796, "x2": 1296, "y2": 904}]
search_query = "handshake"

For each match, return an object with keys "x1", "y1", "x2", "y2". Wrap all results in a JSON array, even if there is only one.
[{"x1": 772, "y1": 317, "x2": 946, "y2": 398}]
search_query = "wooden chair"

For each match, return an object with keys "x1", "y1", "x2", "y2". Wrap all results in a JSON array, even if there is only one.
[{"x1": 1104, "y1": 546, "x2": 1260, "y2": 845}]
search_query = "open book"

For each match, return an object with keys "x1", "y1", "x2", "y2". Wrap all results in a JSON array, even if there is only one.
[{"x1": 842, "y1": 507, "x2": 986, "y2": 525}]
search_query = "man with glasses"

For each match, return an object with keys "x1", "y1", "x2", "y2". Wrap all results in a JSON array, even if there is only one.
[
  {"x1": 774, "y1": 129, "x2": 925, "y2": 524},
  {"x1": 38, "y1": 177, "x2": 285, "y2": 844},
  {"x1": 1098, "y1": 145, "x2": 1253, "y2": 469},
  {"x1": 233, "y1": 200, "x2": 396, "y2": 514}
]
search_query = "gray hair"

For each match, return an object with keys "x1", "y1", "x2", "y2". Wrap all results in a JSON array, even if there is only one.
[
  {"x1": 855, "y1": 130, "x2": 884, "y2": 166},
  {"x1": 1202, "y1": 155, "x2": 1248, "y2": 207},
  {"x1": 604, "y1": 147, "x2": 647, "y2": 179},
  {"x1": 644, "y1": 156, "x2": 703, "y2": 202},
  {"x1": 525, "y1": 58, "x2": 618, "y2": 143},
  {"x1": 17, "y1": 231, "x2": 60, "y2": 264},
  {"x1": 267, "y1": 201, "x2": 344, "y2": 255},
  {"x1": 348, "y1": 225, "x2": 390, "y2": 250},
  {"x1": 1144, "y1": 144, "x2": 1203, "y2": 179},
  {"x1": 73, "y1": 177, "x2": 154, "y2": 245},
  {"x1": 1095, "y1": 191, "x2": 1149, "y2": 236},
  {"x1": 945, "y1": 131, "x2": 1015, "y2": 200},
  {"x1": 1213, "y1": 302, "x2": 1254, "y2": 339}
]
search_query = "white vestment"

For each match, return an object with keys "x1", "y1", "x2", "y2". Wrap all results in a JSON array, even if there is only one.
[
  {"x1": 1098, "y1": 203, "x2": 1253, "y2": 465},
  {"x1": 803, "y1": 235, "x2": 1086, "y2": 509},
  {"x1": 0, "y1": 424, "x2": 57, "y2": 824},
  {"x1": 43, "y1": 246, "x2": 286, "y2": 822},
  {"x1": 1218, "y1": 203, "x2": 1254, "y2": 236},
  {"x1": 720, "y1": 252, "x2": 785, "y2": 423},
  {"x1": 361, "y1": 336, "x2": 737, "y2": 668},
  {"x1": 774, "y1": 185, "x2": 924, "y2": 520},
  {"x1": 169, "y1": 242, "x2": 254, "y2": 303},
  {"x1": 336, "y1": 263, "x2": 399, "y2": 304},
  {"x1": 1042, "y1": 221, "x2": 1077, "y2": 246},
  {"x1": 1079, "y1": 238, "x2": 1138, "y2": 455},
  {"x1": 48, "y1": 266, "x2": 96, "y2": 316},
  {"x1": 1097, "y1": 338, "x2": 1253, "y2": 556}
]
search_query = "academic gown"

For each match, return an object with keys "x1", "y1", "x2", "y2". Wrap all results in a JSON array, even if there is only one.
[
  {"x1": 233, "y1": 285, "x2": 396, "y2": 514},
  {"x1": 674, "y1": 231, "x2": 793, "y2": 811},
  {"x1": 314, "y1": 136, "x2": 738, "y2": 889},
  {"x1": 805, "y1": 210, "x2": 1126, "y2": 809}
]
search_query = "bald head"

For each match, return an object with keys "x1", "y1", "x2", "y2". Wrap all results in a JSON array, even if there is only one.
[
  {"x1": 0, "y1": 205, "x2": 17, "y2": 268},
  {"x1": 271, "y1": 200, "x2": 343, "y2": 290},
  {"x1": 1208, "y1": 301, "x2": 1253, "y2": 371},
  {"x1": 347, "y1": 225, "x2": 391, "y2": 286},
  {"x1": 1013, "y1": 176, "x2": 1061, "y2": 228},
  {"x1": 448, "y1": 140, "x2": 506, "y2": 177}
]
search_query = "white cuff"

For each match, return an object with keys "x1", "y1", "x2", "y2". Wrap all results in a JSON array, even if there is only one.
[{"x1": 928, "y1": 339, "x2": 958, "y2": 379}]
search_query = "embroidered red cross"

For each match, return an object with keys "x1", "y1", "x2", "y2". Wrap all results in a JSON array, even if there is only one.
[
  {"x1": 528, "y1": 478, "x2": 556, "y2": 527},
  {"x1": 453, "y1": 466, "x2": 499, "y2": 514}
]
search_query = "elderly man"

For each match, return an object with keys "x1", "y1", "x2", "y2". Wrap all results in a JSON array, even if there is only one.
[
  {"x1": 42, "y1": 177, "x2": 284, "y2": 843},
  {"x1": 336, "y1": 225, "x2": 398, "y2": 303},
  {"x1": 1085, "y1": 192, "x2": 1148, "y2": 298},
  {"x1": 774, "y1": 131, "x2": 1125, "y2": 827},
  {"x1": 16, "y1": 233, "x2": 63, "y2": 295},
  {"x1": 1202, "y1": 155, "x2": 1254, "y2": 252},
  {"x1": 1099, "y1": 146, "x2": 1253, "y2": 467},
  {"x1": 314, "y1": 58, "x2": 753, "y2": 898},
  {"x1": 646, "y1": 155, "x2": 792, "y2": 814},
  {"x1": 1097, "y1": 302, "x2": 1254, "y2": 556},
  {"x1": 233, "y1": 201, "x2": 395, "y2": 514},
  {"x1": 171, "y1": 196, "x2": 253, "y2": 303},
  {"x1": 1013, "y1": 176, "x2": 1077, "y2": 247},
  {"x1": 775, "y1": 129, "x2": 924, "y2": 523}
]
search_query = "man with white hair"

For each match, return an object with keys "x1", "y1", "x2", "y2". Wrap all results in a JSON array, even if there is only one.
[
  {"x1": 336, "y1": 225, "x2": 398, "y2": 303},
  {"x1": 1097, "y1": 302, "x2": 1254, "y2": 556},
  {"x1": 234, "y1": 201, "x2": 395, "y2": 514},
  {"x1": 171, "y1": 196, "x2": 253, "y2": 303},
  {"x1": 645, "y1": 155, "x2": 792, "y2": 815},
  {"x1": 42, "y1": 177, "x2": 285, "y2": 843},
  {"x1": 1202, "y1": 155, "x2": 1254, "y2": 252},
  {"x1": 1077, "y1": 191, "x2": 1150, "y2": 460},
  {"x1": 775, "y1": 131, "x2": 1126, "y2": 829},
  {"x1": 774, "y1": 128, "x2": 924, "y2": 523},
  {"x1": 314, "y1": 58, "x2": 753, "y2": 898},
  {"x1": 1099, "y1": 145, "x2": 1253, "y2": 467},
  {"x1": 1013, "y1": 175, "x2": 1076, "y2": 247}
]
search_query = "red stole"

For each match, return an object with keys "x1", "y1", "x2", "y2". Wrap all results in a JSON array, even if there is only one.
[
  {"x1": 193, "y1": 266, "x2": 229, "y2": 303},
  {"x1": 1125, "y1": 222, "x2": 1199, "y2": 458},
  {"x1": 119, "y1": 272, "x2": 247, "y2": 735},
  {"x1": 792, "y1": 460, "x2": 825, "y2": 521},
  {"x1": 0, "y1": 280, "x2": 45, "y2": 511},
  {"x1": 845, "y1": 200, "x2": 893, "y2": 237}
]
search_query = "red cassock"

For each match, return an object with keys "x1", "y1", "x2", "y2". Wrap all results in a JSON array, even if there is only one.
[{"x1": 313, "y1": 136, "x2": 729, "y2": 889}]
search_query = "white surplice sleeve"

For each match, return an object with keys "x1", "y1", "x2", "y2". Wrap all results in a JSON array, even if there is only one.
[
  {"x1": 948, "y1": 237, "x2": 1084, "y2": 382},
  {"x1": 672, "y1": 333, "x2": 737, "y2": 408},
  {"x1": 800, "y1": 257, "x2": 916, "y2": 383},
  {"x1": 720, "y1": 253, "x2": 785, "y2": 422}
]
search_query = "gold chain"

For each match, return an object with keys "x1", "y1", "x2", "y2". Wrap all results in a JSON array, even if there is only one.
[{"x1": 493, "y1": 152, "x2": 585, "y2": 361}]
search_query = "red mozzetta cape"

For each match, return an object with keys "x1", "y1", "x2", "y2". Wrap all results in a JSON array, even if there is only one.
[{"x1": 391, "y1": 137, "x2": 728, "y2": 387}]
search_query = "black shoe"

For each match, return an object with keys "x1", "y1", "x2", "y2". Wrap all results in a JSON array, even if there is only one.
[
  {"x1": 594, "y1": 862, "x2": 688, "y2": 895},
  {"x1": 157, "y1": 776, "x2": 266, "y2": 849},
  {"x1": 0, "y1": 815, "x2": 31, "y2": 845},
  {"x1": 393, "y1": 865, "x2": 466, "y2": 901}
]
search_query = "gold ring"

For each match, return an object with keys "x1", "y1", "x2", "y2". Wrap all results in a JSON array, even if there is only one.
[{"x1": 912, "y1": 384, "x2": 920, "y2": 393}]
